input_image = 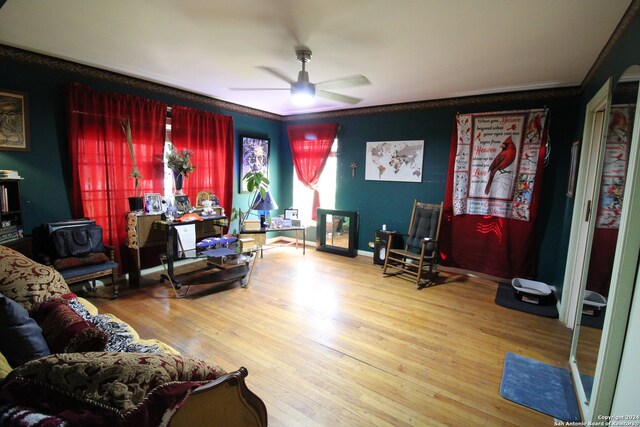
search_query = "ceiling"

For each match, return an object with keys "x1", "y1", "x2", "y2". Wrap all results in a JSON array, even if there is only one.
[{"x1": 0, "y1": 0, "x2": 633, "y2": 116}]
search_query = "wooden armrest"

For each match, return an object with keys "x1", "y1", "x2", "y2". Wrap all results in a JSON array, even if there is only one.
[{"x1": 170, "y1": 367, "x2": 267, "y2": 427}]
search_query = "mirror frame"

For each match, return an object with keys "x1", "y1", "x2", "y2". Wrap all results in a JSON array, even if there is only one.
[
  {"x1": 562, "y1": 78, "x2": 612, "y2": 327},
  {"x1": 567, "y1": 68, "x2": 640, "y2": 422},
  {"x1": 316, "y1": 208, "x2": 359, "y2": 257}
]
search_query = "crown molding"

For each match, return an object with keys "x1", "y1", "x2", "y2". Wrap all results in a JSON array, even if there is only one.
[
  {"x1": 0, "y1": 44, "x2": 283, "y2": 122},
  {"x1": 581, "y1": 0, "x2": 640, "y2": 90},
  {"x1": 2, "y1": 43, "x2": 581, "y2": 123},
  {"x1": 282, "y1": 87, "x2": 581, "y2": 122}
]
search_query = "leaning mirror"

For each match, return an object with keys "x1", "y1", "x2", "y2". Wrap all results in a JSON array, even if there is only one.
[
  {"x1": 316, "y1": 209, "x2": 359, "y2": 257},
  {"x1": 572, "y1": 64, "x2": 639, "y2": 406}
]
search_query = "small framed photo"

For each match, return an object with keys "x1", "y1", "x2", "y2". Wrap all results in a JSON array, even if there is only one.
[
  {"x1": 174, "y1": 195, "x2": 193, "y2": 214},
  {"x1": 284, "y1": 208, "x2": 298, "y2": 220},
  {"x1": 0, "y1": 89, "x2": 30, "y2": 152},
  {"x1": 291, "y1": 219, "x2": 302, "y2": 227},
  {"x1": 145, "y1": 193, "x2": 162, "y2": 214},
  {"x1": 567, "y1": 140, "x2": 580, "y2": 198}
]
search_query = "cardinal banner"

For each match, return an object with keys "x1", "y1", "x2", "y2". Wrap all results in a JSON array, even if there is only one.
[
  {"x1": 452, "y1": 109, "x2": 548, "y2": 221},
  {"x1": 596, "y1": 104, "x2": 635, "y2": 229}
]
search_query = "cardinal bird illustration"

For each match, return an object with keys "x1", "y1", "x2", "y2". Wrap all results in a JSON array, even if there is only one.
[
  {"x1": 608, "y1": 109, "x2": 628, "y2": 140},
  {"x1": 484, "y1": 136, "x2": 517, "y2": 195},
  {"x1": 526, "y1": 114, "x2": 543, "y2": 141}
]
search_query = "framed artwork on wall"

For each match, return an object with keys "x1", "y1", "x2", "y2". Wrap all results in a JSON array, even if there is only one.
[
  {"x1": 364, "y1": 140, "x2": 424, "y2": 182},
  {"x1": 567, "y1": 140, "x2": 580, "y2": 197},
  {"x1": 0, "y1": 89, "x2": 30, "y2": 152},
  {"x1": 239, "y1": 135, "x2": 269, "y2": 192}
]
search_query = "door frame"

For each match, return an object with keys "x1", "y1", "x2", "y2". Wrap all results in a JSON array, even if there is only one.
[
  {"x1": 563, "y1": 77, "x2": 640, "y2": 421},
  {"x1": 561, "y1": 79, "x2": 612, "y2": 328}
]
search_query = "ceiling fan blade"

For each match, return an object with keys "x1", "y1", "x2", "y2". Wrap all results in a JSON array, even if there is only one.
[
  {"x1": 229, "y1": 88, "x2": 290, "y2": 91},
  {"x1": 257, "y1": 66, "x2": 296, "y2": 85},
  {"x1": 317, "y1": 90, "x2": 362, "y2": 105},
  {"x1": 315, "y1": 75, "x2": 371, "y2": 90}
]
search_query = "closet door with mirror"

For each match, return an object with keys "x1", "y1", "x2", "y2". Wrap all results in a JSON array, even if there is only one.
[{"x1": 567, "y1": 65, "x2": 640, "y2": 421}]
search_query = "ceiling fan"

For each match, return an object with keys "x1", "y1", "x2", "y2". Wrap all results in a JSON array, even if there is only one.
[{"x1": 231, "y1": 48, "x2": 371, "y2": 106}]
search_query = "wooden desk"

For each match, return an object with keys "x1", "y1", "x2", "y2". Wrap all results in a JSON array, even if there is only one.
[{"x1": 126, "y1": 210, "x2": 224, "y2": 287}]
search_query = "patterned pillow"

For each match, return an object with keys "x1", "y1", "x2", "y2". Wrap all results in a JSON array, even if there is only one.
[
  {"x1": 0, "y1": 246, "x2": 70, "y2": 313},
  {"x1": 0, "y1": 352, "x2": 225, "y2": 426},
  {"x1": 32, "y1": 300, "x2": 109, "y2": 353}
]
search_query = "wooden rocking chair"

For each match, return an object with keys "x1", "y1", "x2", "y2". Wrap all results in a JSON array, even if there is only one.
[{"x1": 382, "y1": 200, "x2": 443, "y2": 289}]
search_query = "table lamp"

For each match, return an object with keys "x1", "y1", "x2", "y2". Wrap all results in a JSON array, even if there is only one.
[{"x1": 251, "y1": 191, "x2": 278, "y2": 228}]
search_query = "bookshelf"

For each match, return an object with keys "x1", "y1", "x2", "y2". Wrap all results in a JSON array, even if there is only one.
[{"x1": 0, "y1": 178, "x2": 25, "y2": 244}]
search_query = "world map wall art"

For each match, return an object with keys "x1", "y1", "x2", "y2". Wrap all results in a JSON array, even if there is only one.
[{"x1": 365, "y1": 140, "x2": 424, "y2": 182}]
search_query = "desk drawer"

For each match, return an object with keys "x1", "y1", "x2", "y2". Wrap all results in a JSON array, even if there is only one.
[
  {"x1": 197, "y1": 221, "x2": 221, "y2": 238},
  {"x1": 138, "y1": 214, "x2": 165, "y2": 246}
]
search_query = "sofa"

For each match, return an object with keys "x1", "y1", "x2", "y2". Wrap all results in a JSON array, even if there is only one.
[{"x1": 0, "y1": 245, "x2": 267, "y2": 426}]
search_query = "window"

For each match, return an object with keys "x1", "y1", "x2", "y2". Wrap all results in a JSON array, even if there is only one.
[{"x1": 292, "y1": 138, "x2": 338, "y2": 224}]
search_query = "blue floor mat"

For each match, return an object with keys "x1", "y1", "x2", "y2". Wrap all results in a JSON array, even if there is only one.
[{"x1": 500, "y1": 352, "x2": 581, "y2": 422}]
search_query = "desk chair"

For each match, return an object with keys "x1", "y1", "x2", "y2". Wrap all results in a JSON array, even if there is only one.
[{"x1": 382, "y1": 200, "x2": 443, "y2": 289}]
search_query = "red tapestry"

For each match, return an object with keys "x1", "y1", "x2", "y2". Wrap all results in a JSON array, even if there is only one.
[{"x1": 440, "y1": 109, "x2": 549, "y2": 280}]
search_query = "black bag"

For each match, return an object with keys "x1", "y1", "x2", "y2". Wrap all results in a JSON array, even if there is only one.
[{"x1": 51, "y1": 224, "x2": 106, "y2": 258}]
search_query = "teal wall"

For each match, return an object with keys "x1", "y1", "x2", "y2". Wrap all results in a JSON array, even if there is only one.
[
  {"x1": 0, "y1": 57, "x2": 282, "y2": 235},
  {"x1": 4, "y1": 2, "x2": 640, "y2": 289},
  {"x1": 286, "y1": 96, "x2": 580, "y2": 286},
  {"x1": 0, "y1": 53, "x2": 580, "y2": 286}
]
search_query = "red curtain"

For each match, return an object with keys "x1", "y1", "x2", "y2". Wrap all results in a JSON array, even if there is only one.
[
  {"x1": 439, "y1": 118, "x2": 548, "y2": 280},
  {"x1": 65, "y1": 83, "x2": 167, "y2": 265},
  {"x1": 170, "y1": 106, "x2": 234, "y2": 216},
  {"x1": 287, "y1": 123, "x2": 339, "y2": 220}
]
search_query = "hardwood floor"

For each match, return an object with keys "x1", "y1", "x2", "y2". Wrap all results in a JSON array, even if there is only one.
[{"x1": 91, "y1": 248, "x2": 574, "y2": 426}]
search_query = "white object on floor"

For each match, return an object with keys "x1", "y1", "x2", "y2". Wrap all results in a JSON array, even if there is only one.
[
  {"x1": 583, "y1": 290, "x2": 607, "y2": 308},
  {"x1": 511, "y1": 278, "x2": 552, "y2": 296}
]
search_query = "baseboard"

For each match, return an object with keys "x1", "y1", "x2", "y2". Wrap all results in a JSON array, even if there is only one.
[
  {"x1": 266, "y1": 235, "x2": 314, "y2": 246},
  {"x1": 437, "y1": 266, "x2": 511, "y2": 284}
]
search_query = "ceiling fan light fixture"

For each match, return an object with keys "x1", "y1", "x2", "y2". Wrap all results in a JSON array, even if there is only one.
[{"x1": 291, "y1": 83, "x2": 316, "y2": 106}]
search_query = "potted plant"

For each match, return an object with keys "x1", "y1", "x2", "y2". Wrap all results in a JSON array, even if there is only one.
[
  {"x1": 121, "y1": 118, "x2": 144, "y2": 211},
  {"x1": 231, "y1": 171, "x2": 270, "y2": 232},
  {"x1": 165, "y1": 144, "x2": 195, "y2": 195}
]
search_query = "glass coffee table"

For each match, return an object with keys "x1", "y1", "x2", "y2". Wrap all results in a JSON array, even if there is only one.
[{"x1": 159, "y1": 240, "x2": 260, "y2": 298}]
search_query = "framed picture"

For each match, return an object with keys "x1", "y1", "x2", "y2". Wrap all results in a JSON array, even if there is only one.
[
  {"x1": 567, "y1": 140, "x2": 580, "y2": 197},
  {"x1": 240, "y1": 135, "x2": 269, "y2": 192},
  {"x1": 144, "y1": 193, "x2": 162, "y2": 214},
  {"x1": 291, "y1": 219, "x2": 302, "y2": 227},
  {"x1": 365, "y1": 140, "x2": 424, "y2": 182},
  {"x1": 174, "y1": 195, "x2": 193, "y2": 214},
  {"x1": 284, "y1": 208, "x2": 298, "y2": 220},
  {"x1": 0, "y1": 89, "x2": 30, "y2": 152}
]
